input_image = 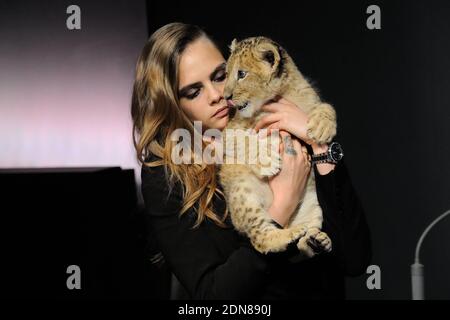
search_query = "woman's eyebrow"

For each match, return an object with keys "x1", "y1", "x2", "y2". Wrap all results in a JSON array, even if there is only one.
[{"x1": 178, "y1": 62, "x2": 226, "y2": 97}]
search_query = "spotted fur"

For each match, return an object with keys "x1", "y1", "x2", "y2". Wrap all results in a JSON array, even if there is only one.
[{"x1": 219, "y1": 37, "x2": 336, "y2": 255}]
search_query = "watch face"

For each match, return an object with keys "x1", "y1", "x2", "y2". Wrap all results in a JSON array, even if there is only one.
[{"x1": 329, "y1": 142, "x2": 344, "y2": 162}]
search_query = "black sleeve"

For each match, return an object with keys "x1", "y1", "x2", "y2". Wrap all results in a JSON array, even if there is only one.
[
  {"x1": 314, "y1": 160, "x2": 372, "y2": 276},
  {"x1": 141, "y1": 165, "x2": 271, "y2": 300}
]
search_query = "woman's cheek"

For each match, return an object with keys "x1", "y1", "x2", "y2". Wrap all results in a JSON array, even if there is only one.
[{"x1": 183, "y1": 101, "x2": 202, "y2": 123}]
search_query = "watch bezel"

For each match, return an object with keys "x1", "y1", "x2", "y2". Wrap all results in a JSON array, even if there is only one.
[{"x1": 328, "y1": 142, "x2": 344, "y2": 162}]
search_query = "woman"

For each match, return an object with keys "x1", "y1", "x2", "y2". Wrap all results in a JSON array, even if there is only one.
[{"x1": 132, "y1": 22, "x2": 371, "y2": 299}]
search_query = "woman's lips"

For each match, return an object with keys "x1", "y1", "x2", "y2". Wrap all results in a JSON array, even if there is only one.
[{"x1": 212, "y1": 106, "x2": 229, "y2": 118}]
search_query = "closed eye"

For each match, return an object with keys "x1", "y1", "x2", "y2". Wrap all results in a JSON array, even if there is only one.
[
  {"x1": 214, "y1": 70, "x2": 226, "y2": 82},
  {"x1": 185, "y1": 89, "x2": 201, "y2": 100},
  {"x1": 179, "y1": 62, "x2": 226, "y2": 100}
]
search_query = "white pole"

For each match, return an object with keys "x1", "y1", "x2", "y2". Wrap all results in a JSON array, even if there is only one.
[{"x1": 411, "y1": 209, "x2": 450, "y2": 300}]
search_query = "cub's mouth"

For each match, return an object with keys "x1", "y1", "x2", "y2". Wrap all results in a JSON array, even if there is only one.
[
  {"x1": 227, "y1": 99, "x2": 249, "y2": 111},
  {"x1": 237, "y1": 102, "x2": 249, "y2": 111}
]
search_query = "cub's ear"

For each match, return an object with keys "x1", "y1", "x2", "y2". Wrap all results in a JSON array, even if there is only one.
[
  {"x1": 257, "y1": 42, "x2": 281, "y2": 70},
  {"x1": 229, "y1": 38, "x2": 238, "y2": 52}
]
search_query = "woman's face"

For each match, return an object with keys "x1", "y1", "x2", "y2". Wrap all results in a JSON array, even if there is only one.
[{"x1": 178, "y1": 37, "x2": 229, "y2": 131}]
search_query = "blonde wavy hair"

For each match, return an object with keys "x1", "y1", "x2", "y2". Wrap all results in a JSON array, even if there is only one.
[{"x1": 131, "y1": 22, "x2": 229, "y2": 228}]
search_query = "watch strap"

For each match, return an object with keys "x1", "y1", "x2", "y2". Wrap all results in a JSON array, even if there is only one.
[{"x1": 311, "y1": 152, "x2": 334, "y2": 164}]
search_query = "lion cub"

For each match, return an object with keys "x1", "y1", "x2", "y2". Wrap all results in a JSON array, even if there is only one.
[{"x1": 219, "y1": 37, "x2": 336, "y2": 256}]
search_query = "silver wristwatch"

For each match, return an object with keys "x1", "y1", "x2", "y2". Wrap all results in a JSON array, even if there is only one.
[{"x1": 310, "y1": 142, "x2": 344, "y2": 164}]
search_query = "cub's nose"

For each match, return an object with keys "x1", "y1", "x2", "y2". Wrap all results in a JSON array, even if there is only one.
[{"x1": 225, "y1": 94, "x2": 233, "y2": 101}]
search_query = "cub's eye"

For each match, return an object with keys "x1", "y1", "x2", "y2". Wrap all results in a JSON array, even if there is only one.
[{"x1": 237, "y1": 70, "x2": 247, "y2": 80}]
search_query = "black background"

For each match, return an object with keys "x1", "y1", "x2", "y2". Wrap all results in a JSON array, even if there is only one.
[
  {"x1": 146, "y1": 0, "x2": 450, "y2": 299},
  {"x1": 0, "y1": 0, "x2": 449, "y2": 300}
]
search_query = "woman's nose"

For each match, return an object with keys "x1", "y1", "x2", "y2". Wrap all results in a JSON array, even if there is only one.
[{"x1": 206, "y1": 83, "x2": 222, "y2": 105}]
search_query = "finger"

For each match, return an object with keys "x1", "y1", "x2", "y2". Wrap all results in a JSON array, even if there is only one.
[
  {"x1": 279, "y1": 135, "x2": 285, "y2": 154},
  {"x1": 284, "y1": 135, "x2": 298, "y2": 156},
  {"x1": 279, "y1": 130, "x2": 291, "y2": 139},
  {"x1": 261, "y1": 103, "x2": 282, "y2": 113},
  {"x1": 260, "y1": 123, "x2": 280, "y2": 137},
  {"x1": 300, "y1": 146, "x2": 311, "y2": 168},
  {"x1": 281, "y1": 132, "x2": 293, "y2": 147},
  {"x1": 254, "y1": 113, "x2": 282, "y2": 132},
  {"x1": 278, "y1": 131, "x2": 293, "y2": 157},
  {"x1": 291, "y1": 138, "x2": 302, "y2": 156},
  {"x1": 277, "y1": 97, "x2": 294, "y2": 106},
  {"x1": 305, "y1": 148, "x2": 312, "y2": 163},
  {"x1": 267, "y1": 122, "x2": 280, "y2": 132},
  {"x1": 300, "y1": 145, "x2": 308, "y2": 161}
]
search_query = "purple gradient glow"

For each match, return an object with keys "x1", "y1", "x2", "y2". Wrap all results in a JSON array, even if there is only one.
[{"x1": 0, "y1": 1, "x2": 147, "y2": 193}]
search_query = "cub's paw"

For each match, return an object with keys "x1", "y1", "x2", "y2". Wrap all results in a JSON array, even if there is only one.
[
  {"x1": 297, "y1": 227, "x2": 332, "y2": 257},
  {"x1": 307, "y1": 229, "x2": 332, "y2": 253},
  {"x1": 260, "y1": 166, "x2": 281, "y2": 177},
  {"x1": 258, "y1": 139, "x2": 282, "y2": 177},
  {"x1": 307, "y1": 104, "x2": 337, "y2": 144},
  {"x1": 290, "y1": 224, "x2": 307, "y2": 241},
  {"x1": 259, "y1": 157, "x2": 281, "y2": 176}
]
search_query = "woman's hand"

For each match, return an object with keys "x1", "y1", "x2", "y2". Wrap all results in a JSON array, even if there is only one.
[
  {"x1": 254, "y1": 97, "x2": 335, "y2": 175},
  {"x1": 268, "y1": 131, "x2": 312, "y2": 227},
  {"x1": 254, "y1": 97, "x2": 312, "y2": 144}
]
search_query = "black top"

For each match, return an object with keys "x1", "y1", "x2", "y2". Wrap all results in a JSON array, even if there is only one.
[{"x1": 141, "y1": 158, "x2": 371, "y2": 299}]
